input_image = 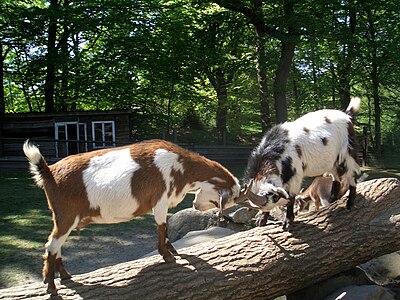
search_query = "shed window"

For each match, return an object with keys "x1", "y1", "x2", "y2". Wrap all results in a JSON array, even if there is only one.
[
  {"x1": 92, "y1": 121, "x2": 115, "y2": 148},
  {"x1": 55, "y1": 122, "x2": 87, "y2": 157}
]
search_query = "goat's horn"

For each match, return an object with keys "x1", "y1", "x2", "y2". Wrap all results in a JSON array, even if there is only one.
[
  {"x1": 219, "y1": 191, "x2": 230, "y2": 209},
  {"x1": 240, "y1": 199, "x2": 261, "y2": 210},
  {"x1": 246, "y1": 190, "x2": 268, "y2": 207},
  {"x1": 234, "y1": 179, "x2": 254, "y2": 204}
]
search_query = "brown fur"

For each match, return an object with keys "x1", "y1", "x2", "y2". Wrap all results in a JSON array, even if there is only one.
[
  {"x1": 295, "y1": 176, "x2": 349, "y2": 213},
  {"x1": 25, "y1": 139, "x2": 239, "y2": 295}
]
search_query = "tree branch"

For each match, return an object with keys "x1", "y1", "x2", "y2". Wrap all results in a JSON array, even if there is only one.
[{"x1": 1, "y1": 178, "x2": 399, "y2": 300}]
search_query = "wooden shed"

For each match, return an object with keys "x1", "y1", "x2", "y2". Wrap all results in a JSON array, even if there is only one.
[{"x1": 0, "y1": 110, "x2": 132, "y2": 160}]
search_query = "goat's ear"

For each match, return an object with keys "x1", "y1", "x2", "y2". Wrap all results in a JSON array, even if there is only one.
[{"x1": 276, "y1": 187, "x2": 289, "y2": 199}]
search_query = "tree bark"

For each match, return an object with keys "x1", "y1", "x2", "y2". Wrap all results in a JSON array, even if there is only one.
[
  {"x1": 366, "y1": 9, "x2": 381, "y2": 158},
  {"x1": 209, "y1": 67, "x2": 229, "y2": 140},
  {"x1": 337, "y1": 6, "x2": 356, "y2": 110},
  {"x1": 255, "y1": 33, "x2": 271, "y2": 131},
  {"x1": 273, "y1": 38, "x2": 296, "y2": 124},
  {"x1": 273, "y1": 0, "x2": 297, "y2": 124},
  {"x1": 0, "y1": 41, "x2": 5, "y2": 115},
  {"x1": 44, "y1": 0, "x2": 59, "y2": 113},
  {"x1": 1, "y1": 178, "x2": 399, "y2": 300}
]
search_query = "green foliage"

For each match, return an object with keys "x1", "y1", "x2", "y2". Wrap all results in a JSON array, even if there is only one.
[{"x1": 1, "y1": 0, "x2": 400, "y2": 149}]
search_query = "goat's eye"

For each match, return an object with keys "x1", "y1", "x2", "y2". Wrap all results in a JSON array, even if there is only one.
[{"x1": 271, "y1": 194, "x2": 280, "y2": 202}]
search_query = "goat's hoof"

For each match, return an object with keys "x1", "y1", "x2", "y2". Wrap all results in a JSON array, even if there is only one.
[
  {"x1": 163, "y1": 253, "x2": 176, "y2": 263},
  {"x1": 46, "y1": 284, "x2": 57, "y2": 296},
  {"x1": 60, "y1": 273, "x2": 72, "y2": 281},
  {"x1": 282, "y1": 219, "x2": 293, "y2": 231},
  {"x1": 346, "y1": 200, "x2": 354, "y2": 210},
  {"x1": 166, "y1": 241, "x2": 178, "y2": 255},
  {"x1": 255, "y1": 214, "x2": 268, "y2": 227},
  {"x1": 58, "y1": 269, "x2": 72, "y2": 280},
  {"x1": 167, "y1": 246, "x2": 178, "y2": 255}
]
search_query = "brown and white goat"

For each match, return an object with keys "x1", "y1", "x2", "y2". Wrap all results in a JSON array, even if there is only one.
[
  {"x1": 294, "y1": 174, "x2": 349, "y2": 213},
  {"x1": 23, "y1": 139, "x2": 240, "y2": 295},
  {"x1": 295, "y1": 172, "x2": 368, "y2": 213},
  {"x1": 237, "y1": 97, "x2": 361, "y2": 229}
]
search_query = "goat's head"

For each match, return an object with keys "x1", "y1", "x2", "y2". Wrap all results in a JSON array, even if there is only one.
[
  {"x1": 235, "y1": 180, "x2": 290, "y2": 211},
  {"x1": 192, "y1": 183, "x2": 240, "y2": 212}
]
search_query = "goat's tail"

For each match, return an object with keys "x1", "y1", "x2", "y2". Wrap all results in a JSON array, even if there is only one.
[
  {"x1": 23, "y1": 140, "x2": 50, "y2": 188},
  {"x1": 345, "y1": 97, "x2": 361, "y2": 117}
]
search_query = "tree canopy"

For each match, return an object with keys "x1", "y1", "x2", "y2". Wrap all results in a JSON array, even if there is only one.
[{"x1": 1, "y1": 0, "x2": 400, "y2": 151}]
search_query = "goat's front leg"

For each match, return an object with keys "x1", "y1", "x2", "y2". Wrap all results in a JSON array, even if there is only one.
[
  {"x1": 283, "y1": 197, "x2": 295, "y2": 230},
  {"x1": 255, "y1": 211, "x2": 270, "y2": 226},
  {"x1": 157, "y1": 223, "x2": 176, "y2": 262},
  {"x1": 329, "y1": 180, "x2": 342, "y2": 203},
  {"x1": 55, "y1": 253, "x2": 71, "y2": 280},
  {"x1": 346, "y1": 185, "x2": 357, "y2": 209},
  {"x1": 153, "y1": 201, "x2": 177, "y2": 262}
]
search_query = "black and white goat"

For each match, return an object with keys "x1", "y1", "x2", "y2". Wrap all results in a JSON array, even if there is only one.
[
  {"x1": 237, "y1": 97, "x2": 361, "y2": 229},
  {"x1": 23, "y1": 139, "x2": 241, "y2": 295}
]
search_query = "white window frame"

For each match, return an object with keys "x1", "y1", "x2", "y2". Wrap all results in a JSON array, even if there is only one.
[
  {"x1": 92, "y1": 121, "x2": 116, "y2": 148},
  {"x1": 54, "y1": 122, "x2": 87, "y2": 157}
]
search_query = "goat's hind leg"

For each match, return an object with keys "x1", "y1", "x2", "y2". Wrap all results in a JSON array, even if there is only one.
[
  {"x1": 56, "y1": 250, "x2": 71, "y2": 280},
  {"x1": 43, "y1": 216, "x2": 78, "y2": 294},
  {"x1": 42, "y1": 251, "x2": 57, "y2": 295},
  {"x1": 342, "y1": 171, "x2": 358, "y2": 209},
  {"x1": 328, "y1": 173, "x2": 341, "y2": 203}
]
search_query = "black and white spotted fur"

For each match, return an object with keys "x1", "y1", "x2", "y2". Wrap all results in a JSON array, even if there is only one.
[{"x1": 244, "y1": 97, "x2": 361, "y2": 229}]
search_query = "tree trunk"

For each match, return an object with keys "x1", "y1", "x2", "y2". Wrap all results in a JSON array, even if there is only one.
[
  {"x1": 71, "y1": 32, "x2": 80, "y2": 110},
  {"x1": 366, "y1": 9, "x2": 381, "y2": 158},
  {"x1": 59, "y1": 0, "x2": 70, "y2": 111},
  {"x1": 1, "y1": 178, "x2": 399, "y2": 300},
  {"x1": 0, "y1": 41, "x2": 4, "y2": 115},
  {"x1": 273, "y1": 39, "x2": 296, "y2": 124},
  {"x1": 44, "y1": 0, "x2": 59, "y2": 113},
  {"x1": 337, "y1": 7, "x2": 356, "y2": 110},
  {"x1": 273, "y1": 0, "x2": 296, "y2": 124},
  {"x1": 214, "y1": 68, "x2": 228, "y2": 139},
  {"x1": 255, "y1": 33, "x2": 271, "y2": 131},
  {"x1": 0, "y1": 42, "x2": 4, "y2": 156},
  {"x1": 207, "y1": 67, "x2": 230, "y2": 143}
]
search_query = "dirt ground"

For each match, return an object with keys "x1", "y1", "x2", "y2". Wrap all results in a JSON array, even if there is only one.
[{"x1": 8, "y1": 226, "x2": 158, "y2": 288}]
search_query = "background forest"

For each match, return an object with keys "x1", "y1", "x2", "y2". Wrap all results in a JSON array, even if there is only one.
[{"x1": 1, "y1": 0, "x2": 400, "y2": 157}]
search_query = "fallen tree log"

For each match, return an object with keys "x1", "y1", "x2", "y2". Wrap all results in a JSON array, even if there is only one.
[{"x1": 1, "y1": 178, "x2": 399, "y2": 300}]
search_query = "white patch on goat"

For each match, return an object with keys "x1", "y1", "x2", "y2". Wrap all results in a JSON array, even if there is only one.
[
  {"x1": 192, "y1": 187, "x2": 220, "y2": 211},
  {"x1": 153, "y1": 149, "x2": 184, "y2": 207},
  {"x1": 83, "y1": 148, "x2": 141, "y2": 223},
  {"x1": 46, "y1": 216, "x2": 79, "y2": 255},
  {"x1": 151, "y1": 149, "x2": 186, "y2": 222},
  {"x1": 281, "y1": 109, "x2": 353, "y2": 178},
  {"x1": 152, "y1": 197, "x2": 169, "y2": 225}
]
